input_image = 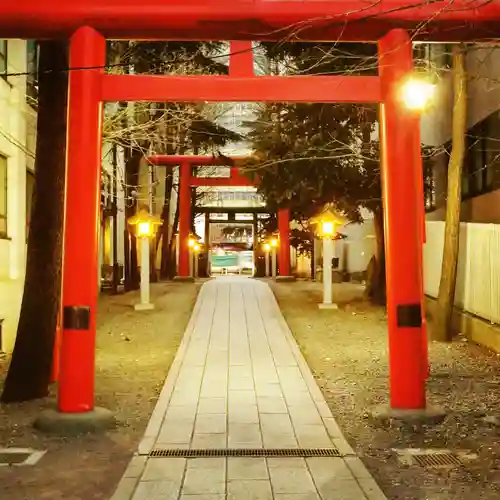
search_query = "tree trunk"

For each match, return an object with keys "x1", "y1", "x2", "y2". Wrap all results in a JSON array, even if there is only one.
[
  {"x1": 365, "y1": 207, "x2": 386, "y2": 305},
  {"x1": 167, "y1": 195, "x2": 180, "y2": 279},
  {"x1": 124, "y1": 151, "x2": 141, "y2": 290},
  {"x1": 1, "y1": 41, "x2": 68, "y2": 402},
  {"x1": 159, "y1": 168, "x2": 174, "y2": 279},
  {"x1": 433, "y1": 48, "x2": 467, "y2": 342}
]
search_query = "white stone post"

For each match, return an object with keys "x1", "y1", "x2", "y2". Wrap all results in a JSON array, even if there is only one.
[
  {"x1": 319, "y1": 236, "x2": 337, "y2": 309},
  {"x1": 135, "y1": 237, "x2": 154, "y2": 310}
]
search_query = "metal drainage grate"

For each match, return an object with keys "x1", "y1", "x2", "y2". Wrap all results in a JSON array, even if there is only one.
[
  {"x1": 0, "y1": 448, "x2": 47, "y2": 467},
  {"x1": 0, "y1": 452, "x2": 32, "y2": 465},
  {"x1": 149, "y1": 448, "x2": 341, "y2": 458},
  {"x1": 412, "y1": 453, "x2": 463, "y2": 468}
]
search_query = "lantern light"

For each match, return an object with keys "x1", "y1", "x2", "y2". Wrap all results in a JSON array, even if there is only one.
[
  {"x1": 188, "y1": 238, "x2": 195, "y2": 248},
  {"x1": 400, "y1": 75, "x2": 436, "y2": 111},
  {"x1": 321, "y1": 221, "x2": 334, "y2": 236},
  {"x1": 128, "y1": 208, "x2": 162, "y2": 239},
  {"x1": 263, "y1": 243, "x2": 271, "y2": 252},
  {"x1": 137, "y1": 221, "x2": 152, "y2": 238},
  {"x1": 310, "y1": 208, "x2": 345, "y2": 239},
  {"x1": 270, "y1": 238, "x2": 278, "y2": 247}
]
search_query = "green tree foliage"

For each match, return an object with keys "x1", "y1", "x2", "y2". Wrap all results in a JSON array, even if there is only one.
[{"x1": 244, "y1": 43, "x2": 387, "y2": 301}]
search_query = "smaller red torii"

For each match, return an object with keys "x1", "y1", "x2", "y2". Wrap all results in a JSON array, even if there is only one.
[
  {"x1": 147, "y1": 155, "x2": 292, "y2": 279},
  {"x1": 147, "y1": 155, "x2": 256, "y2": 187}
]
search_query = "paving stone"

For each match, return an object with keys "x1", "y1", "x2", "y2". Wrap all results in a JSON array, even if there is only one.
[
  {"x1": 294, "y1": 424, "x2": 333, "y2": 448},
  {"x1": 228, "y1": 390, "x2": 257, "y2": 406},
  {"x1": 141, "y1": 458, "x2": 186, "y2": 482},
  {"x1": 267, "y1": 458, "x2": 307, "y2": 469},
  {"x1": 227, "y1": 479, "x2": 273, "y2": 500},
  {"x1": 197, "y1": 398, "x2": 227, "y2": 414},
  {"x1": 257, "y1": 396, "x2": 288, "y2": 414},
  {"x1": 191, "y1": 433, "x2": 227, "y2": 449},
  {"x1": 269, "y1": 467, "x2": 317, "y2": 494},
  {"x1": 195, "y1": 414, "x2": 227, "y2": 434},
  {"x1": 182, "y1": 467, "x2": 226, "y2": 495},
  {"x1": 179, "y1": 495, "x2": 225, "y2": 500},
  {"x1": 228, "y1": 405, "x2": 259, "y2": 423},
  {"x1": 306, "y1": 458, "x2": 355, "y2": 482},
  {"x1": 317, "y1": 478, "x2": 368, "y2": 500},
  {"x1": 260, "y1": 413, "x2": 294, "y2": 434},
  {"x1": 227, "y1": 457, "x2": 268, "y2": 480},
  {"x1": 123, "y1": 456, "x2": 147, "y2": 478},
  {"x1": 157, "y1": 424, "x2": 194, "y2": 444},
  {"x1": 132, "y1": 480, "x2": 181, "y2": 500},
  {"x1": 187, "y1": 458, "x2": 226, "y2": 470},
  {"x1": 274, "y1": 495, "x2": 321, "y2": 500}
]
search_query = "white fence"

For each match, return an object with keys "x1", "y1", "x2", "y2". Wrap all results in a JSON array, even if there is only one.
[{"x1": 424, "y1": 221, "x2": 500, "y2": 325}]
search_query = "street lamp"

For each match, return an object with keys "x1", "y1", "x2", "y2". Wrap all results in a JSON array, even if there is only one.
[
  {"x1": 400, "y1": 75, "x2": 436, "y2": 111},
  {"x1": 263, "y1": 242, "x2": 271, "y2": 277},
  {"x1": 128, "y1": 208, "x2": 162, "y2": 311},
  {"x1": 310, "y1": 208, "x2": 345, "y2": 309},
  {"x1": 270, "y1": 237, "x2": 278, "y2": 279}
]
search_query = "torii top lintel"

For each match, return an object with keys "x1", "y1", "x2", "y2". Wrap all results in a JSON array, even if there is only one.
[
  {"x1": 0, "y1": 0, "x2": 499, "y2": 41},
  {"x1": 147, "y1": 155, "x2": 256, "y2": 187}
]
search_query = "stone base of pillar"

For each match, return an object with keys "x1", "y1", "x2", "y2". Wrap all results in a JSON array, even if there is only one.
[
  {"x1": 318, "y1": 303, "x2": 338, "y2": 310},
  {"x1": 371, "y1": 404, "x2": 446, "y2": 426},
  {"x1": 134, "y1": 303, "x2": 155, "y2": 311},
  {"x1": 275, "y1": 276, "x2": 296, "y2": 282},
  {"x1": 34, "y1": 407, "x2": 115, "y2": 436},
  {"x1": 173, "y1": 276, "x2": 195, "y2": 283}
]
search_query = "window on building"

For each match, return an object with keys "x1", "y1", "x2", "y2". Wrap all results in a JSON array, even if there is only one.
[
  {"x1": 423, "y1": 158, "x2": 436, "y2": 211},
  {"x1": 413, "y1": 43, "x2": 453, "y2": 76},
  {"x1": 26, "y1": 169, "x2": 35, "y2": 236},
  {"x1": 0, "y1": 155, "x2": 7, "y2": 237},
  {"x1": 462, "y1": 112, "x2": 500, "y2": 199},
  {"x1": 26, "y1": 40, "x2": 39, "y2": 105},
  {"x1": 0, "y1": 40, "x2": 7, "y2": 80}
]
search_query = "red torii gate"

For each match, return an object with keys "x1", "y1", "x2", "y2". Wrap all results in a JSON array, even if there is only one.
[
  {"x1": 146, "y1": 154, "x2": 294, "y2": 280},
  {"x1": 2, "y1": 0, "x2": 497, "y2": 426}
]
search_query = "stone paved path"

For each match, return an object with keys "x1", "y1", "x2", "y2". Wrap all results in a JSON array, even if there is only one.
[{"x1": 110, "y1": 277, "x2": 387, "y2": 500}]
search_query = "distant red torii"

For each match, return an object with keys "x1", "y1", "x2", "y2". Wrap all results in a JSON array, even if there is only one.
[{"x1": 147, "y1": 154, "x2": 256, "y2": 187}]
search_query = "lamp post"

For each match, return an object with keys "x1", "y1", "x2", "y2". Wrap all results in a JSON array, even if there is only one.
[
  {"x1": 128, "y1": 208, "x2": 162, "y2": 311},
  {"x1": 270, "y1": 237, "x2": 278, "y2": 279},
  {"x1": 263, "y1": 243, "x2": 271, "y2": 277},
  {"x1": 310, "y1": 209, "x2": 345, "y2": 309}
]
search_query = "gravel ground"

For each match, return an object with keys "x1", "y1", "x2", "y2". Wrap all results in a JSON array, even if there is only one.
[
  {"x1": 271, "y1": 279, "x2": 500, "y2": 500},
  {"x1": 0, "y1": 281, "x2": 199, "y2": 500}
]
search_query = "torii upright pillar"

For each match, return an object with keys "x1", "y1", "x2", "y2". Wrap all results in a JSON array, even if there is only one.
[
  {"x1": 277, "y1": 207, "x2": 294, "y2": 281},
  {"x1": 35, "y1": 26, "x2": 115, "y2": 432},
  {"x1": 376, "y1": 29, "x2": 436, "y2": 418},
  {"x1": 176, "y1": 161, "x2": 193, "y2": 280}
]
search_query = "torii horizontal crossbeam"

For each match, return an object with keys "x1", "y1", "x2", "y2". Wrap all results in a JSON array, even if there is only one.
[
  {"x1": 0, "y1": 0, "x2": 499, "y2": 41},
  {"x1": 102, "y1": 74, "x2": 380, "y2": 103},
  {"x1": 147, "y1": 155, "x2": 247, "y2": 165}
]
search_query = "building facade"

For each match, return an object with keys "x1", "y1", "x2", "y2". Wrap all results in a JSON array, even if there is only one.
[
  {"x1": 421, "y1": 44, "x2": 500, "y2": 223},
  {"x1": 0, "y1": 39, "x2": 36, "y2": 352}
]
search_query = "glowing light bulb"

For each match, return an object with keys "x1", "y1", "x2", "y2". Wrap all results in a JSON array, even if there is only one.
[{"x1": 400, "y1": 77, "x2": 436, "y2": 110}]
